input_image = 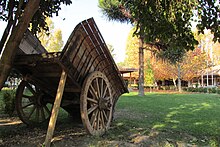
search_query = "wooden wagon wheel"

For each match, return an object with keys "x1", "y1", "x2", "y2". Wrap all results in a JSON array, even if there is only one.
[
  {"x1": 16, "y1": 80, "x2": 52, "y2": 125},
  {"x1": 80, "y1": 71, "x2": 113, "y2": 135}
]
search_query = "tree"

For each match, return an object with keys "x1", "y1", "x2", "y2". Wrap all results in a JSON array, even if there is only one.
[
  {"x1": 124, "y1": 28, "x2": 140, "y2": 68},
  {"x1": 107, "y1": 44, "x2": 116, "y2": 59},
  {"x1": 124, "y1": 28, "x2": 153, "y2": 83},
  {"x1": 152, "y1": 48, "x2": 207, "y2": 91},
  {"x1": 38, "y1": 18, "x2": 64, "y2": 52},
  {"x1": 0, "y1": 0, "x2": 72, "y2": 90},
  {"x1": 145, "y1": 59, "x2": 154, "y2": 86},
  {"x1": 99, "y1": 0, "x2": 219, "y2": 96}
]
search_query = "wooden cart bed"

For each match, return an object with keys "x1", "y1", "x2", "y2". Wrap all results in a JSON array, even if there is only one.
[{"x1": 13, "y1": 18, "x2": 128, "y2": 139}]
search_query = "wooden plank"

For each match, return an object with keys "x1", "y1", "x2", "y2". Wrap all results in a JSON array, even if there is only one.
[
  {"x1": 64, "y1": 87, "x2": 81, "y2": 92},
  {"x1": 33, "y1": 72, "x2": 60, "y2": 78},
  {"x1": 44, "y1": 70, "x2": 67, "y2": 147}
]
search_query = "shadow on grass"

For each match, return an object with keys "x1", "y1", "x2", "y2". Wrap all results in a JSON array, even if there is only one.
[{"x1": 107, "y1": 92, "x2": 220, "y2": 146}]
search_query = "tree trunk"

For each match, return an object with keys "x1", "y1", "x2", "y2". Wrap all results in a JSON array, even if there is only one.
[
  {"x1": 177, "y1": 63, "x2": 182, "y2": 92},
  {"x1": 0, "y1": 0, "x2": 41, "y2": 90},
  {"x1": 138, "y1": 35, "x2": 144, "y2": 96},
  {"x1": 172, "y1": 78, "x2": 177, "y2": 88}
]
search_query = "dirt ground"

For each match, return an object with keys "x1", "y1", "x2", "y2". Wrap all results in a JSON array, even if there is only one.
[
  {"x1": 0, "y1": 114, "x2": 179, "y2": 147},
  {"x1": 0, "y1": 115, "x2": 92, "y2": 147},
  {"x1": 0, "y1": 114, "x2": 199, "y2": 147},
  {"x1": 0, "y1": 114, "x2": 154, "y2": 147}
]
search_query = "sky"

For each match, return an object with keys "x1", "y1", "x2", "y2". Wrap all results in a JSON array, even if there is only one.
[{"x1": 0, "y1": 0, "x2": 132, "y2": 63}]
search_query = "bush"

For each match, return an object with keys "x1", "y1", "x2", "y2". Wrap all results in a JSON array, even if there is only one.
[
  {"x1": 198, "y1": 87, "x2": 204, "y2": 93},
  {"x1": 203, "y1": 88, "x2": 208, "y2": 93},
  {"x1": 187, "y1": 87, "x2": 194, "y2": 92},
  {"x1": 3, "y1": 90, "x2": 15, "y2": 116},
  {"x1": 192, "y1": 87, "x2": 199, "y2": 92},
  {"x1": 217, "y1": 89, "x2": 220, "y2": 94},
  {"x1": 165, "y1": 86, "x2": 170, "y2": 90},
  {"x1": 182, "y1": 87, "x2": 187, "y2": 91},
  {"x1": 185, "y1": 87, "x2": 219, "y2": 94},
  {"x1": 211, "y1": 87, "x2": 217, "y2": 93}
]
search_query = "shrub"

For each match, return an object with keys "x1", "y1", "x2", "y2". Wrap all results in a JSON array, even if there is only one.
[
  {"x1": 203, "y1": 88, "x2": 208, "y2": 93},
  {"x1": 187, "y1": 87, "x2": 194, "y2": 92},
  {"x1": 198, "y1": 87, "x2": 204, "y2": 93},
  {"x1": 192, "y1": 87, "x2": 199, "y2": 92},
  {"x1": 182, "y1": 87, "x2": 187, "y2": 91},
  {"x1": 165, "y1": 86, "x2": 170, "y2": 90},
  {"x1": 211, "y1": 87, "x2": 217, "y2": 93},
  {"x1": 217, "y1": 89, "x2": 220, "y2": 94},
  {"x1": 3, "y1": 90, "x2": 15, "y2": 116}
]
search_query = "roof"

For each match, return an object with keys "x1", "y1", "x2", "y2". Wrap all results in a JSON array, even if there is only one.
[
  {"x1": 119, "y1": 68, "x2": 138, "y2": 74},
  {"x1": 201, "y1": 65, "x2": 220, "y2": 76}
]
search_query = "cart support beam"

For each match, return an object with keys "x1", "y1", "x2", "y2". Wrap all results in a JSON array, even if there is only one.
[{"x1": 44, "y1": 70, "x2": 67, "y2": 147}]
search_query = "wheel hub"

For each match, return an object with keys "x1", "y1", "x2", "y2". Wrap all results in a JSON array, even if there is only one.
[
  {"x1": 36, "y1": 93, "x2": 44, "y2": 106},
  {"x1": 98, "y1": 97, "x2": 112, "y2": 110}
]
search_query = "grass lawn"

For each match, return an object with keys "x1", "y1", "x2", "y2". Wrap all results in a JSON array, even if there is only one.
[
  {"x1": 1, "y1": 90, "x2": 220, "y2": 146},
  {"x1": 100, "y1": 92, "x2": 220, "y2": 146}
]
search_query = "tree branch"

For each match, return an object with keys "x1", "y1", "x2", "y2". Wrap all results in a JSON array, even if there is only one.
[{"x1": 0, "y1": 0, "x2": 14, "y2": 54}]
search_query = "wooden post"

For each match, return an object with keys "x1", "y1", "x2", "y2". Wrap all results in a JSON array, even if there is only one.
[
  {"x1": 129, "y1": 72, "x2": 132, "y2": 87},
  {"x1": 44, "y1": 70, "x2": 67, "y2": 147}
]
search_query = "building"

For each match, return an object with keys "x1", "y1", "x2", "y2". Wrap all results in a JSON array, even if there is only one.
[{"x1": 189, "y1": 65, "x2": 220, "y2": 87}]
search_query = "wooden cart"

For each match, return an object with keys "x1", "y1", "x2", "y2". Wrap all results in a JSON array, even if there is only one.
[{"x1": 12, "y1": 18, "x2": 128, "y2": 138}]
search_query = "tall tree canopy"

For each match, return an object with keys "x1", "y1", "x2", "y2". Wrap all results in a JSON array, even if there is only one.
[
  {"x1": 38, "y1": 18, "x2": 64, "y2": 52},
  {"x1": 0, "y1": 0, "x2": 72, "y2": 90},
  {"x1": 99, "y1": 0, "x2": 219, "y2": 96}
]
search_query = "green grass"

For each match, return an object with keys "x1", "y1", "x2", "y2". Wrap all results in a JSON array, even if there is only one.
[
  {"x1": 1, "y1": 90, "x2": 220, "y2": 146},
  {"x1": 104, "y1": 92, "x2": 220, "y2": 146}
]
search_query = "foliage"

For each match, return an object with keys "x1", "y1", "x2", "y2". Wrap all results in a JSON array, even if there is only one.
[
  {"x1": 38, "y1": 18, "x2": 64, "y2": 52},
  {"x1": 217, "y1": 89, "x2": 220, "y2": 94},
  {"x1": 152, "y1": 48, "x2": 207, "y2": 82},
  {"x1": 99, "y1": 0, "x2": 219, "y2": 96},
  {"x1": 144, "y1": 59, "x2": 154, "y2": 86},
  {"x1": 0, "y1": 0, "x2": 72, "y2": 90},
  {"x1": 196, "y1": 0, "x2": 220, "y2": 42},
  {"x1": 0, "y1": 0, "x2": 71, "y2": 53},
  {"x1": 124, "y1": 28, "x2": 139, "y2": 68},
  {"x1": 194, "y1": 29, "x2": 220, "y2": 66},
  {"x1": 99, "y1": 0, "x2": 218, "y2": 63},
  {"x1": 107, "y1": 44, "x2": 116, "y2": 58},
  {"x1": 3, "y1": 90, "x2": 15, "y2": 116},
  {"x1": 0, "y1": 0, "x2": 72, "y2": 35},
  {"x1": 183, "y1": 86, "x2": 219, "y2": 94}
]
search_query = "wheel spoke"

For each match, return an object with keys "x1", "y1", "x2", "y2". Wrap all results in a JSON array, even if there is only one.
[
  {"x1": 36, "y1": 107, "x2": 40, "y2": 122},
  {"x1": 103, "y1": 86, "x2": 108, "y2": 98},
  {"x1": 27, "y1": 105, "x2": 36, "y2": 119},
  {"x1": 22, "y1": 94, "x2": 33, "y2": 99},
  {"x1": 91, "y1": 109, "x2": 98, "y2": 128},
  {"x1": 40, "y1": 107, "x2": 46, "y2": 121},
  {"x1": 100, "y1": 111, "x2": 105, "y2": 129},
  {"x1": 87, "y1": 97, "x2": 98, "y2": 104},
  {"x1": 96, "y1": 78, "x2": 101, "y2": 98},
  {"x1": 102, "y1": 110, "x2": 108, "y2": 121},
  {"x1": 26, "y1": 83, "x2": 36, "y2": 95},
  {"x1": 88, "y1": 105, "x2": 98, "y2": 115},
  {"x1": 90, "y1": 84, "x2": 99, "y2": 100},
  {"x1": 97, "y1": 110, "x2": 100, "y2": 130},
  {"x1": 44, "y1": 105, "x2": 51, "y2": 116},
  {"x1": 22, "y1": 102, "x2": 34, "y2": 109},
  {"x1": 100, "y1": 78, "x2": 104, "y2": 98}
]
